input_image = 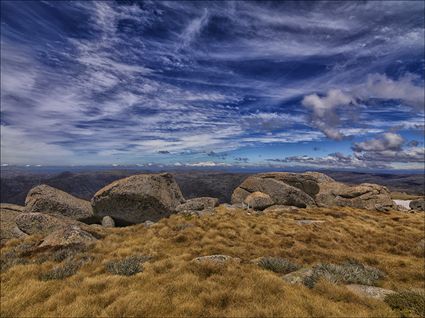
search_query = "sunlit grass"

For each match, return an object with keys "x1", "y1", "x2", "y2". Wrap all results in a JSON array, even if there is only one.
[{"x1": 1, "y1": 206, "x2": 423, "y2": 317}]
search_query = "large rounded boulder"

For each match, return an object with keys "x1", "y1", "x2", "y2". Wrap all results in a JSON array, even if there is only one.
[
  {"x1": 24, "y1": 184, "x2": 93, "y2": 221},
  {"x1": 91, "y1": 173, "x2": 185, "y2": 225}
]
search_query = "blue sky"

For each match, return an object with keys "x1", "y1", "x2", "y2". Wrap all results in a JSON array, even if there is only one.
[{"x1": 1, "y1": 1, "x2": 424, "y2": 170}]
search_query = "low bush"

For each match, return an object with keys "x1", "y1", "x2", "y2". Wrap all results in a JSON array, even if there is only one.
[
  {"x1": 384, "y1": 291, "x2": 425, "y2": 317},
  {"x1": 39, "y1": 261, "x2": 81, "y2": 281},
  {"x1": 105, "y1": 255, "x2": 149, "y2": 276},
  {"x1": 51, "y1": 244, "x2": 88, "y2": 262},
  {"x1": 257, "y1": 257, "x2": 300, "y2": 274},
  {"x1": 303, "y1": 260, "x2": 384, "y2": 288}
]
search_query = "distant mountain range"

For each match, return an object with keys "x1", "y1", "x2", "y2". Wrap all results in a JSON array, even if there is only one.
[{"x1": 1, "y1": 169, "x2": 423, "y2": 205}]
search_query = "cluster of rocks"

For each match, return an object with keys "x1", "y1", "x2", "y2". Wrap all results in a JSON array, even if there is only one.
[
  {"x1": 0, "y1": 173, "x2": 219, "y2": 246},
  {"x1": 231, "y1": 172, "x2": 401, "y2": 212},
  {"x1": 1, "y1": 171, "x2": 423, "y2": 247}
]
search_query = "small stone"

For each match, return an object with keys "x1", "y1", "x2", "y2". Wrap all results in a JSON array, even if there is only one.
[{"x1": 101, "y1": 216, "x2": 115, "y2": 228}]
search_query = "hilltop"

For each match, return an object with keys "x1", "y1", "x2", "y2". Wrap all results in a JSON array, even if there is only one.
[{"x1": 1, "y1": 171, "x2": 424, "y2": 317}]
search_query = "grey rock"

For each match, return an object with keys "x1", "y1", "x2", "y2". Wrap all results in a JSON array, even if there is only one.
[
  {"x1": 39, "y1": 225, "x2": 97, "y2": 248},
  {"x1": 410, "y1": 198, "x2": 425, "y2": 211},
  {"x1": 0, "y1": 204, "x2": 28, "y2": 244},
  {"x1": 345, "y1": 284, "x2": 395, "y2": 300},
  {"x1": 92, "y1": 173, "x2": 185, "y2": 225},
  {"x1": 283, "y1": 268, "x2": 313, "y2": 284},
  {"x1": 25, "y1": 184, "x2": 93, "y2": 221},
  {"x1": 315, "y1": 182, "x2": 395, "y2": 211},
  {"x1": 244, "y1": 192, "x2": 274, "y2": 210},
  {"x1": 176, "y1": 197, "x2": 219, "y2": 212},
  {"x1": 192, "y1": 254, "x2": 240, "y2": 264},
  {"x1": 101, "y1": 216, "x2": 115, "y2": 228},
  {"x1": 263, "y1": 205, "x2": 299, "y2": 213},
  {"x1": 15, "y1": 212, "x2": 86, "y2": 235},
  {"x1": 143, "y1": 220, "x2": 155, "y2": 228},
  {"x1": 232, "y1": 176, "x2": 316, "y2": 208}
]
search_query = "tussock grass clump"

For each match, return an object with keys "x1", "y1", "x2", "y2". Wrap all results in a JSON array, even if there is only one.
[
  {"x1": 258, "y1": 257, "x2": 300, "y2": 274},
  {"x1": 39, "y1": 261, "x2": 81, "y2": 281},
  {"x1": 52, "y1": 244, "x2": 88, "y2": 262},
  {"x1": 384, "y1": 291, "x2": 425, "y2": 317},
  {"x1": 105, "y1": 255, "x2": 149, "y2": 276},
  {"x1": 304, "y1": 260, "x2": 384, "y2": 288}
]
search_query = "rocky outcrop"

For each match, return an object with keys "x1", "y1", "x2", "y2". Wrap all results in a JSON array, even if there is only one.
[
  {"x1": 232, "y1": 175, "x2": 316, "y2": 208},
  {"x1": 15, "y1": 212, "x2": 85, "y2": 236},
  {"x1": 176, "y1": 197, "x2": 219, "y2": 215},
  {"x1": 315, "y1": 182, "x2": 395, "y2": 211},
  {"x1": 244, "y1": 192, "x2": 274, "y2": 210},
  {"x1": 231, "y1": 172, "x2": 394, "y2": 211},
  {"x1": 25, "y1": 184, "x2": 93, "y2": 221},
  {"x1": 92, "y1": 173, "x2": 185, "y2": 225},
  {"x1": 409, "y1": 198, "x2": 425, "y2": 211},
  {"x1": 101, "y1": 216, "x2": 115, "y2": 228},
  {"x1": 39, "y1": 225, "x2": 97, "y2": 248},
  {"x1": 0, "y1": 204, "x2": 27, "y2": 244}
]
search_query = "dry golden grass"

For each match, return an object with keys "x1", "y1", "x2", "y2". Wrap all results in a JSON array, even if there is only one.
[{"x1": 1, "y1": 206, "x2": 424, "y2": 317}]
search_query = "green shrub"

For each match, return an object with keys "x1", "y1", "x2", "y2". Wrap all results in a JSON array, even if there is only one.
[
  {"x1": 258, "y1": 257, "x2": 300, "y2": 274},
  {"x1": 105, "y1": 255, "x2": 149, "y2": 276},
  {"x1": 385, "y1": 291, "x2": 425, "y2": 317},
  {"x1": 303, "y1": 260, "x2": 384, "y2": 288}
]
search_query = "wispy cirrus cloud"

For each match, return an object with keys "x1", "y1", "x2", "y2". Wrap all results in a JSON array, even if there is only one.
[{"x1": 1, "y1": 1, "x2": 423, "y2": 167}]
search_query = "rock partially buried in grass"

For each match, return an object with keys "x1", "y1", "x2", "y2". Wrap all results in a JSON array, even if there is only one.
[
  {"x1": 192, "y1": 254, "x2": 240, "y2": 264},
  {"x1": 39, "y1": 225, "x2": 97, "y2": 248},
  {"x1": 176, "y1": 197, "x2": 219, "y2": 211},
  {"x1": 15, "y1": 212, "x2": 86, "y2": 235},
  {"x1": 346, "y1": 284, "x2": 395, "y2": 300},
  {"x1": 24, "y1": 184, "x2": 93, "y2": 221},
  {"x1": 101, "y1": 216, "x2": 115, "y2": 228},
  {"x1": 92, "y1": 173, "x2": 185, "y2": 225},
  {"x1": 263, "y1": 205, "x2": 299, "y2": 213},
  {"x1": 283, "y1": 268, "x2": 313, "y2": 284}
]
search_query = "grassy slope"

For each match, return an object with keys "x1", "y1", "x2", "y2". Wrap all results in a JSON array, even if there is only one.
[{"x1": 1, "y1": 206, "x2": 424, "y2": 317}]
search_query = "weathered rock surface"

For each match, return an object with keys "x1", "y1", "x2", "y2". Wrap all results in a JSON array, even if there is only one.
[
  {"x1": 192, "y1": 254, "x2": 240, "y2": 264},
  {"x1": 244, "y1": 191, "x2": 274, "y2": 210},
  {"x1": 176, "y1": 197, "x2": 219, "y2": 213},
  {"x1": 409, "y1": 198, "x2": 425, "y2": 211},
  {"x1": 232, "y1": 172, "x2": 394, "y2": 211},
  {"x1": 39, "y1": 225, "x2": 97, "y2": 248},
  {"x1": 345, "y1": 284, "x2": 395, "y2": 300},
  {"x1": 263, "y1": 205, "x2": 299, "y2": 213},
  {"x1": 232, "y1": 176, "x2": 316, "y2": 208},
  {"x1": 315, "y1": 182, "x2": 395, "y2": 211},
  {"x1": 101, "y1": 216, "x2": 115, "y2": 228},
  {"x1": 92, "y1": 173, "x2": 185, "y2": 225},
  {"x1": 25, "y1": 184, "x2": 93, "y2": 221},
  {"x1": 0, "y1": 204, "x2": 27, "y2": 244},
  {"x1": 283, "y1": 268, "x2": 313, "y2": 284},
  {"x1": 15, "y1": 212, "x2": 85, "y2": 235}
]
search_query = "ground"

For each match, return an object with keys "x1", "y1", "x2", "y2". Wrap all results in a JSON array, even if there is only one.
[{"x1": 1, "y1": 206, "x2": 424, "y2": 317}]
